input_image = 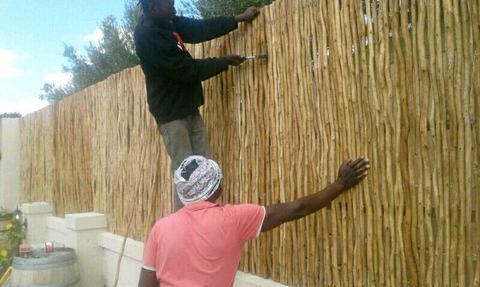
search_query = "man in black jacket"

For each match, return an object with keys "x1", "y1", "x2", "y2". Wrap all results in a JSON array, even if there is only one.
[{"x1": 135, "y1": 0, "x2": 259, "y2": 210}]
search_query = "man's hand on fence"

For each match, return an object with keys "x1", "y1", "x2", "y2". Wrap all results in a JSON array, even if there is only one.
[
  {"x1": 335, "y1": 157, "x2": 370, "y2": 190},
  {"x1": 223, "y1": 55, "x2": 246, "y2": 66},
  {"x1": 235, "y1": 7, "x2": 260, "y2": 23}
]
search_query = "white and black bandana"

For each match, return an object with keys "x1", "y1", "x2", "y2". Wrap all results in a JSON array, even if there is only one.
[{"x1": 174, "y1": 156, "x2": 223, "y2": 205}]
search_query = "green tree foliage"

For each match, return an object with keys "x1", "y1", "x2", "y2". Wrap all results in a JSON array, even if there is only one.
[
  {"x1": 195, "y1": 0, "x2": 273, "y2": 18},
  {"x1": 40, "y1": 0, "x2": 141, "y2": 103},
  {"x1": 65, "y1": 16, "x2": 139, "y2": 90}
]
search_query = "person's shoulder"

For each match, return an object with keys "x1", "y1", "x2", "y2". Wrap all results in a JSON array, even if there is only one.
[
  {"x1": 134, "y1": 16, "x2": 146, "y2": 35},
  {"x1": 134, "y1": 22, "x2": 149, "y2": 45},
  {"x1": 135, "y1": 24, "x2": 158, "y2": 39},
  {"x1": 150, "y1": 213, "x2": 179, "y2": 230},
  {"x1": 135, "y1": 22, "x2": 168, "y2": 38},
  {"x1": 224, "y1": 203, "x2": 262, "y2": 208},
  {"x1": 221, "y1": 203, "x2": 263, "y2": 214},
  {"x1": 173, "y1": 16, "x2": 195, "y2": 24},
  {"x1": 220, "y1": 204, "x2": 265, "y2": 231},
  {"x1": 172, "y1": 16, "x2": 201, "y2": 28}
]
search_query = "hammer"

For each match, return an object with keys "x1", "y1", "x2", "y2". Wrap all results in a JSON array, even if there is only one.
[{"x1": 243, "y1": 54, "x2": 268, "y2": 61}]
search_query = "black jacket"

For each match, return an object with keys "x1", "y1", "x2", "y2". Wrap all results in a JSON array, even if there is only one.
[{"x1": 134, "y1": 16, "x2": 238, "y2": 124}]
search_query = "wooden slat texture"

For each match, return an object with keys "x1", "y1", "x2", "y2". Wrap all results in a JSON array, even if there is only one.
[{"x1": 20, "y1": 0, "x2": 479, "y2": 286}]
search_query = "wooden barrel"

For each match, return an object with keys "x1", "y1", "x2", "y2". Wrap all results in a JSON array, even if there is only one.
[{"x1": 10, "y1": 248, "x2": 80, "y2": 287}]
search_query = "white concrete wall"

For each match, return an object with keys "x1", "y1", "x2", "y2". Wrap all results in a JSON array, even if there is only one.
[
  {"x1": 46, "y1": 215, "x2": 67, "y2": 245},
  {"x1": 22, "y1": 202, "x2": 288, "y2": 287},
  {"x1": 98, "y1": 232, "x2": 288, "y2": 287},
  {"x1": 99, "y1": 233, "x2": 144, "y2": 287},
  {"x1": 0, "y1": 118, "x2": 21, "y2": 210},
  {"x1": 21, "y1": 202, "x2": 53, "y2": 244}
]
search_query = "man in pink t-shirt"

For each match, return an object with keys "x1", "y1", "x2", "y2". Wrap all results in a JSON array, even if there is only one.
[{"x1": 139, "y1": 155, "x2": 370, "y2": 287}]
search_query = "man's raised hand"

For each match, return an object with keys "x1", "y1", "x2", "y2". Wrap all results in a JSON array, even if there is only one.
[
  {"x1": 223, "y1": 55, "x2": 246, "y2": 66},
  {"x1": 235, "y1": 7, "x2": 260, "y2": 23},
  {"x1": 335, "y1": 157, "x2": 370, "y2": 190}
]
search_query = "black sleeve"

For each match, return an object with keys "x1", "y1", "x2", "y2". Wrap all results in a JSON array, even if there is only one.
[
  {"x1": 173, "y1": 16, "x2": 238, "y2": 44},
  {"x1": 138, "y1": 36, "x2": 230, "y2": 83}
]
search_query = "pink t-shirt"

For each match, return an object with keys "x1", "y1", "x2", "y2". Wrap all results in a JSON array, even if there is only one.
[{"x1": 143, "y1": 201, "x2": 266, "y2": 287}]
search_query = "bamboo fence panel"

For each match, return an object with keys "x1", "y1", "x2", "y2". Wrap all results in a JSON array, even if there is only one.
[
  {"x1": 20, "y1": 0, "x2": 479, "y2": 286},
  {"x1": 20, "y1": 104, "x2": 55, "y2": 203}
]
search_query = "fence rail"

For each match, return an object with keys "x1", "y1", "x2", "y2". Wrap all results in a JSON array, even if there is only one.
[{"x1": 21, "y1": 0, "x2": 479, "y2": 286}]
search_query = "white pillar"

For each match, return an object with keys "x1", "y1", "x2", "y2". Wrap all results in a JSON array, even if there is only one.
[
  {"x1": 0, "y1": 118, "x2": 21, "y2": 210},
  {"x1": 46, "y1": 215, "x2": 67, "y2": 245},
  {"x1": 65, "y1": 212, "x2": 107, "y2": 287},
  {"x1": 20, "y1": 202, "x2": 53, "y2": 244}
]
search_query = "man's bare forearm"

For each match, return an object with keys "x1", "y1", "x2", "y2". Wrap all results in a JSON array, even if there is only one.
[
  {"x1": 293, "y1": 182, "x2": 346, "y2": 219},
  {"x1": 262, "y1": 182, "x2": 346, "y2": 231}
]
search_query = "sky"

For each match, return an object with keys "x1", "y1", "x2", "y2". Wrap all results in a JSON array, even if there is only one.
[{"x1": 0, "y1": 0, "x2": 127, "y2": 115}]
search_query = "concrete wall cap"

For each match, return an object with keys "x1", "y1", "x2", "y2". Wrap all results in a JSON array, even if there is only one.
[
  {"x1": 65, "y1": 212, "x2": 107, "y2": 231},
  {"x1": 20, "y1": 202, "x2": 53, "y2": 214}
]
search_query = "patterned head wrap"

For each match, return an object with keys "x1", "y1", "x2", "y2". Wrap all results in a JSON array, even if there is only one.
[{"x1": 174, "y1": 156, "x2": 223, "y2": 205}]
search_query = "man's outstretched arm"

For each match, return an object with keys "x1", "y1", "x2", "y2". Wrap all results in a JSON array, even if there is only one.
[
  {"x1": 136, "y1": 34, "x2": 245, "y2": 83},
  {"x1": 261, "y1": 157, "x2": 370, "y2": 232},
  {"x1": 175, "y1": 7, "x2": 260, "y2": 44}
]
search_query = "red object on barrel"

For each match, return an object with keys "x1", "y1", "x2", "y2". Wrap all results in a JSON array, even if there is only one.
[{"x1": 45, "y1": 242, "x2": 54, "y2": 253}]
